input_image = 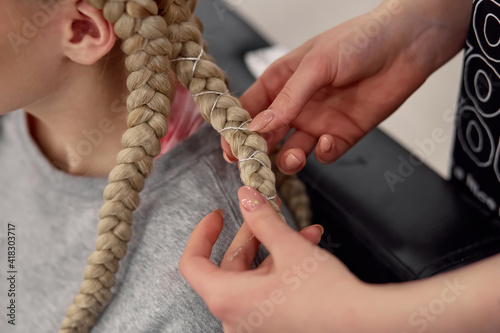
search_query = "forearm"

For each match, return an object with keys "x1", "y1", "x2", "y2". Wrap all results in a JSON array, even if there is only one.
[{"x1": 373, "y1": 253, "x2": 500, "y2": 333}]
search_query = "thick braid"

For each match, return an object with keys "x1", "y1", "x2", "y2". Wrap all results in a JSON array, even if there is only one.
[
  {"x1": 166, "y1": 6, "x2": 313, "y2": 226},
  {"x1": 165, "y1": 3, "x2": 282, "y2": 217},
  {"x1": 275, "y1": 171, "x2": 312, "y2": 229},
  {"x1": 59, "y1": 1, "x2": 174, "y2": 332}
]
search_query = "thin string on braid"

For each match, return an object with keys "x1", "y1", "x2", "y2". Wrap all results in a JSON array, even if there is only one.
[
  {"x1": 59, "y1": 0, "x2": 175, "y2": 332},
  {"x1": 164, "y1": 2, "x2": 313, "y2": 230},
  {"x1": 170, "y1": 47, "x2": 203, "y2": 80},
  {"x1": 165, "y1": 4, "x2": 313, "y2": 231},
  {"x1": 192, "y1": 88, "x2": 230, "y2": 119},
  {"x1": 176, "y1": 48, "x2": 282, "y2": 217},
  {"x1": 163, "y1": 3, "x2": 282, "y2": 217},
  {"x1": 218, "y1": 120, "x2": 251, "y2": 133}
]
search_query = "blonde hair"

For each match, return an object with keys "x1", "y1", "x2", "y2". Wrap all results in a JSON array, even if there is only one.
[{"x1": 58, "y1": 1, "x2": 310, "y2": 331}]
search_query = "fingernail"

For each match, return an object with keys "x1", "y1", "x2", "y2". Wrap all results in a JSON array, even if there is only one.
[
  {"x1": 223, "y1": 151, "x2": 237, "y2": 163},
  {"x1": 239, "y1": 186, "x2": 265, "y2": 211},
  {"x1": 214, "y1": 209, "x2": 225, "y2": 218},
  {"x1": 223, "y1": 151, "x2": 231, "y2": 163},
  {"x1": 275, "y1": 196, "x2": 282, "y2": 209},
  {"x1": 285, "y1": 153, "x2": 302, "y2": 170},
  {"x1": 249, "y1": 110, "x2": 274, "y2": 132},
  {"x1": 319, "y1": 136, "x2": 333, "y2": 154},
  {"x1": 313, "y1": 224, "x2": 324, "y2": 236}
]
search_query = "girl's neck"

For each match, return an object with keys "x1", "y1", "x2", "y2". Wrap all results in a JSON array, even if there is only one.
[
  {"x1": 25, "y1": 59, "x2": 133, "y2": 177},
  {"x1": 24, "y1": 70, "x2": 202, "y2": 178}
]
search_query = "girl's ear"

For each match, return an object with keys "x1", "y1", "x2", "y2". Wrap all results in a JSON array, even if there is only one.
[{"x1": 62, "y1": 1, "x2": 116, "y2": 65}]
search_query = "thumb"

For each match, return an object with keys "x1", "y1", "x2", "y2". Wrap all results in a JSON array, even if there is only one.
[
  {"x1": 238, "y1": 186, "x2": 306, "y2": 257},
  {"x1": 248, "y1": 57, "x2": 329, "y2": 133},
  {"x1": 299, "y1": 225, "x2": 324, "y2": 245}
]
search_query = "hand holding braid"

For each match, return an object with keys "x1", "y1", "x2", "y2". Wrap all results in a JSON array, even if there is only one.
[{"x1": 59, "y1": 0, "x2": 174, "y2": 332}]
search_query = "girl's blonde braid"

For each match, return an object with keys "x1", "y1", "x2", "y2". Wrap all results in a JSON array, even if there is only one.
[
  {"x1": 59, "y1": 0, "x2": 174, "y2": 331},
  {"x1": 275, "y1": 171, "x2": 312, "y2": 229},
  {"x1": 165, "y1": 2, "x2": 282, "y2": 217},
  {"x1": 165, "y1": 2, "x2": 312, "y2": 228}
]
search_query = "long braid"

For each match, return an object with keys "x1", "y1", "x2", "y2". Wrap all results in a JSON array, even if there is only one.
[
  {"x1": 165, "y1": 2, "x2": 282, "y2": 217},
  {"x1": 166, "y1": 4, "x2": 313, "y2": 227},
  {"x1": 60, "y1": 0, "x2": 311, "y2": 331},
  {"x1": 275, "y1": 170, "x2": 312, "y2": 229},
  {"x1": 59, "y1": 0, "x2": 174, "y2": 331},
  {"x1": 165, "y1": 1, "x2": 313, "y2": 226}
]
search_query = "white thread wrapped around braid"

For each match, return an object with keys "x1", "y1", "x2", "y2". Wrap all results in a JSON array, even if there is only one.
[
  {"x1": 164, "y1": 2, "x2": 281, "y2": 216},
  {"x1": 165, "y1": 7, "x2": 313, "y2": 228},
  {"x1": 187, "y1": 62, "x2": 281, "y2": 214},
  {"x1": 59, "y1": 0, "x2": 174, "y2": 332},
  {"x1": 164, "y1": 6, "x2": 313, "y2": 229}
]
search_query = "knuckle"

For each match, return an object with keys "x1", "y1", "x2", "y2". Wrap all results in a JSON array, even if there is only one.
[
  {"x1": 177, "y1": 256, "x2": 188, "y2": 277},
  {"x1": 316, "y1": 152, "x2": 336, "y2": 164},
  {"x1": 303, "y1": 52, "x2": 333, "y2": 83},
  {"x1": 278, "y1": 86, "x2": 295, "y2": 114},
  {"x1": 206, "y1": 293, "x2": 232, "y2": 320}
]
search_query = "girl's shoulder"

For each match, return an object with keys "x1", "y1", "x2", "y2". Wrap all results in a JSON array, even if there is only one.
[{"x1": 92, "y1": 125, "x2": 248, "y2": 333}]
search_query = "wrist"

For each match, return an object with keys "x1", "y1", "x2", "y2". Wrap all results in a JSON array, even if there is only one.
[
  {"x1": 357, "y1": 282, "x2": 407, "y2": 333},
  {"x1": 324, "y1": 280, "x2": 391, "y2": 333},
  {"x1": 375, "y1": 0, "x2": 471, "y2": 76},
  {"x1": 367, "y1": 278, "x2": 475, "y2": 333},
  {"x1": 368, "y1": 256, "x2": 500, "y2": 333}
]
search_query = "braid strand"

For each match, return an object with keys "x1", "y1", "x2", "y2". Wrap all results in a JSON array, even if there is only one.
[{"x1": 59, "y1": 0, "x2": 174, "y2": 331}]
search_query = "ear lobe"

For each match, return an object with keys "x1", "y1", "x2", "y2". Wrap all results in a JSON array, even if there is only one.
[{"x1": 63, "y1": 1, "x2": 116, "y2": 65}]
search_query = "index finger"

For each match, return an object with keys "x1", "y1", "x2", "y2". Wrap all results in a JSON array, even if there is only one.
[
  {"x1": 178, "y1": 210, "x2": 224, "y2": 296},
  {"x1": 240, "y1": 56, "x2": 298, "y2": 116},
  {"x1": 238, "y1": 186, "x2": 307, "y2": 258},
  {"x1": 240, "y1": 42, "x2": 313, "y2": 115},
  {"x1": 221, "y1": 197, "x2": 282, "y2": 270}
]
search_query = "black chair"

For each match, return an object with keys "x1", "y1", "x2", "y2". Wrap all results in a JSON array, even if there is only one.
[{"x1": 195, "y1": 0, "x2": 500, "y2": 284}]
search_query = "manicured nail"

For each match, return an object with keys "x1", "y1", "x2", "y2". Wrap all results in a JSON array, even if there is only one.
[
  {"x1": 319, "y1": 136, "x2": 333, "y2": 154},
  {"x1": 223, "y1": 151, "x2": 237, "y2": 163},
  {"x1": 249, "y1": 110, "x2": 274, "y2": 132},
  {"x1": 313, "y1": 224, "x2": 324, "y2": 236},
  {"x1": 223, "y1": 151, "x2": 231, "y2": 163},
  {"x1": 285, "y1": 152, "x2": 302, "y2": 170},
  {"x1": 214, "y1": 209, "x2": 225, "y2": 218},
  {"x1": 239, "y1": 186, "x2": 265, "y2": 211},
  {"x1": 275, "y1": 196, "x2": 282, "y2": 209}
]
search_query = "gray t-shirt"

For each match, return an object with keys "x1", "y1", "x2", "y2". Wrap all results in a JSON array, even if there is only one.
[{"x1": 0, "y1": 110, "x2": 272, "y2": 332}]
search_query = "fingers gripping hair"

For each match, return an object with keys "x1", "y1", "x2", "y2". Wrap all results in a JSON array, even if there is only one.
[
  {"x1": 165, "y1": 1, "x2": 282, "y2": 217},
  {"x1": 59, "y1": 1, "x2": 174, "y2": 332}
]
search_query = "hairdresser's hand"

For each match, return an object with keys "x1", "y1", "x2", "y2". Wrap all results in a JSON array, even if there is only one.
[
  {"x1": 179, "y1": 186, "x2": 378, "y2": 333},
  {"x1": 222, "y1": 0, "x2": 471, "y2": 174},
  {"x1": 180, "y1": 194, "x2": 500, "y2": 333}
]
